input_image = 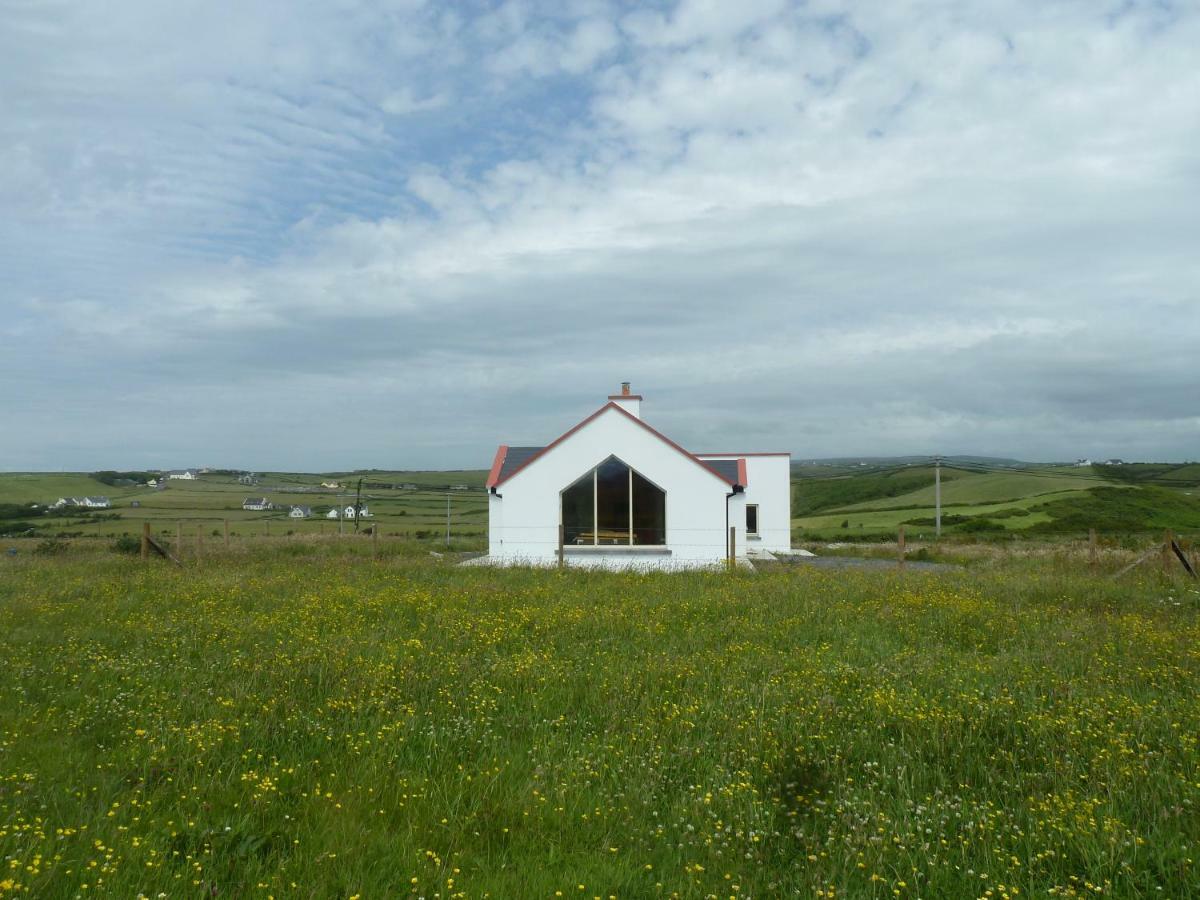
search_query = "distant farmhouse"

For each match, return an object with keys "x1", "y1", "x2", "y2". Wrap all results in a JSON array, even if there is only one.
[
  {"x1": 168, "y1": 469, "x2": 198, "y2": 480},
  {"x1": 238, "y1": 473, "x2": 260, "y2": 486},
  {"x1": 54, "y1": 497, "x2": 111, "y2": 509},
  {"x1": 242, "y1": 497, "x2": 271, "y2": 511},
  {"x1": 483, "y1": 384, "x2": 790, "y2": 569},
  {"x1": 289, "y1": 506, "x2": 312, "y2": 518},
  {"x1": 320, "y1": 481, "x2": 341, "y2": 489}
]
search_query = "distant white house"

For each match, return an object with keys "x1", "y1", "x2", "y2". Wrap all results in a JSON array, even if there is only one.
[
  {"x1": 52, "y1": 496, "x2": 110, "y2": 509},
  {"x1": 289, "y1": 506, "x2": 312, "y2": 518},
  {"x1": 1074, "y1": 458, "x2": 1093, "y2": 467},
  {"x1": 484, "y1": 384, "x2": 791, "y2": 569},
  {"x1": 320, "y1": 481, "x2": 341, "y2": 489},
  {"x1": 146, "y1": 478, "x2": 158, "y2": 487},
  {"x1": 168, "y1": 469, "x2": 198, "y2": 480},
  {"x1": 326, "y1": 508, "x2": 340, "y2": 519},
  {"x1": 242, "y1": 497, "x2": 271, "y2": 511},
  {"x1": 238, "y1": 473, "x2": 259, "y2": 486},
  {"x1": 343, "y1": 504, "x2": 371, "y2": 518}
]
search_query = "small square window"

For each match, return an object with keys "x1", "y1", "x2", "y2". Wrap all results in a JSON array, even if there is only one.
[{"x1": 746, "y1": 504, "x2": 759, "y2": 536}]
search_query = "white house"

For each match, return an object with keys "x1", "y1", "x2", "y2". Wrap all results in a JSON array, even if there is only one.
[
  {"x1": 168, "y1": 469, "x2": 198, "y2": 480},
  {"x1": 484, "y1": 384, "x2": 791, "y2": 569},
  {"x1": 326, "y1": 508, "x2": 340, "y2": 519},
  {"x1": 81, "y1": 497, "x2": 111, "y2": 509},
  {"x1": 343, "y1": 504, "x2": 371, "y2": 518},
  {"x1": 289, "y1": 506, "x2": 312, "y2": 518},
  {"x1": 242, "y1": 497, "x2": 271, "y2": 511}
]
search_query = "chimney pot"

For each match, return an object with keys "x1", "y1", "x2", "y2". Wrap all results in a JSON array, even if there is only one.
[{"x1": 621, "y1": 382, "x2": 631, "y2": 396}]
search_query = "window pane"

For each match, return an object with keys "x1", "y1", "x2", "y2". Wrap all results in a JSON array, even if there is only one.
[
  {"x1": 631, "y1": 470, "x2": 666, "y2": 545},
  {"x1": 746, "y1": 504, "x2": 758, "y2": 535},
  {"x1": 561, "y1": 471, "x2": 593, "y2": 545},
  {"x1": 595, "y1": 457, "x2": 630, "y2": 544}
]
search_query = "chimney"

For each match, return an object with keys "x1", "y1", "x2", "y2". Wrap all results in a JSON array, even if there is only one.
[{"x1": 608, "y1": 382, "x2": 642, "y2": 419}]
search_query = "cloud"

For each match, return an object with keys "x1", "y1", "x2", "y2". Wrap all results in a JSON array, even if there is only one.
[{"x1": 1, "y1": 0, "x2": 1198, "y2": 469}]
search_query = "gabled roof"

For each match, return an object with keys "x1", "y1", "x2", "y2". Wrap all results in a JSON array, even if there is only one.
[{"x1": 487, "y1": 402, "x2": 739, "y2": 489}]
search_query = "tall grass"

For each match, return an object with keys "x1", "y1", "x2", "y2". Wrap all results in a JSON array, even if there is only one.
[{"x1": 1, "y1": 549, "x2": 1198, "y2": 897}]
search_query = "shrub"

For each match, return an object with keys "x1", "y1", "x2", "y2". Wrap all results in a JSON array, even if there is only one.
[
  {"x1": 33, "y1": 538, "x2": 69, "y2": 555},
  {"x1": 111, "y1": 534, "x2": 142, "y2": 555}
]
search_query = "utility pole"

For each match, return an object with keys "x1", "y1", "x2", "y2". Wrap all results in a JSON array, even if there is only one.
[
  {"x1": 445, "y1": 492, "x2": 451, "y2": 547},
  {"x1": 934, "y1": 455, "x2": 943, "y2": 538}
]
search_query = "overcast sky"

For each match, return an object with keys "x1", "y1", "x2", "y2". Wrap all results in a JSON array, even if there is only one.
[{"x1": 3, "y1": 0, "x2": 1198, "y2": 471}]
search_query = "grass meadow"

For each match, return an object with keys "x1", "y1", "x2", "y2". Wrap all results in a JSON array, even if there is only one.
[{"x1": 2, "y1": 543, "x2": 1200, "y2": 897}]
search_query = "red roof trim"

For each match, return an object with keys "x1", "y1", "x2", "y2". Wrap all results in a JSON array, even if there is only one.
[
  {"x1": 607, "y1": 394, "x2": 644, "y2": 400},
  {"x1": 737, "y1": 458, "x2": 748, "y2": 486},
  {"x1": 485, "y1": 445, "x2": 508, "y2": 489},
  {"x1": 492, "y1": 403, "x2": 737, "y2": 488},
  {"x1": 694, "y1": 451, "x2": 792, "y2": 457}
]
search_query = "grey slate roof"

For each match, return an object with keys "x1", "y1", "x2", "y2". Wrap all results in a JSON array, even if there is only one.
[
  {"x1": 702, "y1": 459, "x2": 741, "y2": 483},
  {"x1": 497, "y1": 446, "x2": 544, "y2": 482}
]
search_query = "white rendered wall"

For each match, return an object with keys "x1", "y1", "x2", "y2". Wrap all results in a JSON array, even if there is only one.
[
  {"x1": 696, "y1": 454, "x2": 792, "y2": 552},
  {"x1": 488, "y1": 491, "x2": 504, "y2": 557},
  {"x1": 489, "y1": 407, "x2": 738, "y2": 566}
]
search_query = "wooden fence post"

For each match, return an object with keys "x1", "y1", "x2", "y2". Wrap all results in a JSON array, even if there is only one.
[
  {"x1": 898, "y1": 525, "x2": 906, "y2": 569},
  {"x1": 1089, "y1": 528, "x2": 1098, "y2": 569},
  {"x1": 141, "y1": 521, "x2": 150, "y2": 561},
  {"x1": 729, "y1": 526, "x2": 736, "y2": 570}
]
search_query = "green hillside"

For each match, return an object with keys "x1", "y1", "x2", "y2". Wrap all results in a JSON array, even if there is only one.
[
  {"x1": 831, "y1": 469, "x2": 1108, "y2": 512},
  {"x1": 792, "y1": 466, "x2": 969, "y2": 515},
  {"x1": 1093, "y1": 463, "x2": 1200, "y2": 487},
  {"x1": 793, "y1": 465, "x2": 1200, "y2": 539}
]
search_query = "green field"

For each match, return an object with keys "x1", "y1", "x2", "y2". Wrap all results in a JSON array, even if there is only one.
[
  {"x1": 0, "y1": 471, "x2": 489, "y2": 544},
  {"x1": 793, "y1": 464, "x2": 1200, "y2": 539},
  {"x1": 1, "y1": 546, "x2": 1199, "y2": 896}
]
